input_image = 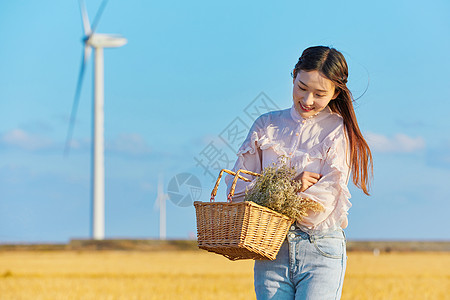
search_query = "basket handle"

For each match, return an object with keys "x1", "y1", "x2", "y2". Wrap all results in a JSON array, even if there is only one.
[
  {"x1": 227, "y1": 169, "x2": 261, "y2": 202},
  {"x1": 210, "y1": 169, "x2": 249, "y2": 201},
  {"x1": 210, "y1": 169, "x2": 261, "y2": 202}
]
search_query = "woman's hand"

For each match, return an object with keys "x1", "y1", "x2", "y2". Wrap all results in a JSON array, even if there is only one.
[{"x1": 294, "y1": 171, "x2": 322, "y2": 192}]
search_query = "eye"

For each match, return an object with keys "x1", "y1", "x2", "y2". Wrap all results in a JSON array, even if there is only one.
[
  {"x1": 297, "y1": 85, "x2": 306, "y2": 91},
  {"x1": 316, "y1": 94, "x2": 326, "y2": 98}
]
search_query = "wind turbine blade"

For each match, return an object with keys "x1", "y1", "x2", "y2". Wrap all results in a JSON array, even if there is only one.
[
  {"x1": 79, "y1": 0, "x2": 91, "y2": 35},
  {"x1": 90, "y1": 0, "x2": 109, "y2": 34},
  {"x1": 64, "y1": 45, "x2": 92, "y2": 156}
]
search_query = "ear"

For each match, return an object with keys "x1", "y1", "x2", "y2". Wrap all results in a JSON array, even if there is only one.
[
  {"x1": 292, "y1": 69, "x2": 297, "y2": 84},
  {"x1": 331, "y1": 89, "x2": 340, "y2": 100}
]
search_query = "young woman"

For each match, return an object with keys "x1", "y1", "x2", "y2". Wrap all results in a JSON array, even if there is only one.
[{"x1": 225, "y1": 46, "x2": 372, "y2": 299}]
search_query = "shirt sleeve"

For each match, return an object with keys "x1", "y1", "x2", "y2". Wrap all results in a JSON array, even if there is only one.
[
  {"x1": 297, "y1": 128, "x2": 352, "y2": 229},
  {"x1": 225, "y1": 118, "x2": 263, "y2": 202}
]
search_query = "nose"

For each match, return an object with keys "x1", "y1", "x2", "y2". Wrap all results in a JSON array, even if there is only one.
[{"x1": 303, "y1": 93, "x2": 314, "y2": 106}]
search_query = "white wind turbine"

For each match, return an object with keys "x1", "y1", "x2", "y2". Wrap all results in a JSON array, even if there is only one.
[
  {"x1": 65, "y1": 0, "x2": 127, "y2": 240},
  {"x1": 154, "y1": 175, "x2": 169, "y2": 240}
]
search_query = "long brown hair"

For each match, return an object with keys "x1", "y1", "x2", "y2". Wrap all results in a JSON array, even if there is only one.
[{"x1": 293, "y1": 46, "x2": 373, "y2": 195}]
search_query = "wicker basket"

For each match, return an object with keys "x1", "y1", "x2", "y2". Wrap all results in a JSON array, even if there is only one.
[{"x1": 194, "y1": 169, "x2": 294, "y2": 261}]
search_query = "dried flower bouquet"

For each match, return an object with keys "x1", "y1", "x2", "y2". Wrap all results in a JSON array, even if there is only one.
[{"x1": 244, "y1": 158, "x2": 324, "y2": 221}]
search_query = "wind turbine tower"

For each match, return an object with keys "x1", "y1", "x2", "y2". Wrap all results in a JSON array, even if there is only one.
[
  {"x1": 65, "y1": 0, "x2": 127, "y2": 240},
  {"x1": 157, "y1": 176, "x2": 168, "y2": 240}
]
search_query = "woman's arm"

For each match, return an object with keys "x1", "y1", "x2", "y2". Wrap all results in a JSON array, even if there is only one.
[
  {"x1": 225, "y1": 118, "x2": 264, "y2": 202},
  {"x1": 296, "y1": 130, "x2": 351, "y2": 229},
  {"x1": 225, "y1": 146, "x2": 262, "y2": 202},
  {"x1": 295, "y1": 170, "x2": 348, "y2": 228}
]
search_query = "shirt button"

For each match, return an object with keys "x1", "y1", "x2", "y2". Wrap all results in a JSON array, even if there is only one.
[
  {"x1": 289, "y1": 233, "x2": 295, "y2": 238},
  {"x1": 289, "y1": 152, "x2": 293, "y2": 156},
  {"x1": 290, "y1": 226, "x2": 296, "y2": 230},
  {"x1": 295, "y1": 132, "x2": 299, "y2": 136}
]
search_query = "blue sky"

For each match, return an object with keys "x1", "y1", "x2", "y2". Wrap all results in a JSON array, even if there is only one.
[{"x1": 0, "y1": 0, "x2": 449, "y2": 243}]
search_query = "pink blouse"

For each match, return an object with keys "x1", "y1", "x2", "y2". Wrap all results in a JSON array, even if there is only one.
[{"x1": 225, "y1": 104, "x2": 351, "y2": 233}]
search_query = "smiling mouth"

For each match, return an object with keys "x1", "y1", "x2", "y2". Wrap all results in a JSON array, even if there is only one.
[{"x1": 299, "y1": 102, "x2": 314, "y2": 112}]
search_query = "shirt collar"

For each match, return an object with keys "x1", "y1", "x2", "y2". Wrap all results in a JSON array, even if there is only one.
[{"x1": 290, "y1": 104, "x2": 332, "y2": 123}]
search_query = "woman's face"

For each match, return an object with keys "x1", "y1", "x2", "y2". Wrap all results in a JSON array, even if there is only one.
[{"x1": 292, "y1": 70, "x2": 338, "y2": 118}]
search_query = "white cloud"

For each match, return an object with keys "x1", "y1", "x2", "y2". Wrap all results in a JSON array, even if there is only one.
[
  {"x1": 365, "y1": 132, "x2": 425, "y2": 153},
  {"x1": 106, "y1": 133, "x2": 151, "y2": 156},
  {"x1": 0, "y1": 129, "x2": 53, "y2": 151}
]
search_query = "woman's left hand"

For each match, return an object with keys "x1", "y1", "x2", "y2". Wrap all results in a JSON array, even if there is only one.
[{"x1": 294, "y1": 171, "x2": 322, "y2": 192}]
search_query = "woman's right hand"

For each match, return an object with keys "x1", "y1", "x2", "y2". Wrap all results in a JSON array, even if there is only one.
[{"x1": 294, "y1": 171, "x2": 322, "y2": 192}]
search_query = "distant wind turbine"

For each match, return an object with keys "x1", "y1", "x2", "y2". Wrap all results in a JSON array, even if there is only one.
[
  {"x1": 65, "y1": 0, "x2": 127, "y2": 240},
  {"x1": 155, "y1": 175, "x2": 169, "y2": 240}
]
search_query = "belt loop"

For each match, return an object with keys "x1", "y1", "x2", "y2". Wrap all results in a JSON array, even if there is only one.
[
  {"x1": 308, "y1": 232, "x2": 314, "y2": 243},
  {"x1": 341, "y1": 228, "x2": 347, "y2": 243}
]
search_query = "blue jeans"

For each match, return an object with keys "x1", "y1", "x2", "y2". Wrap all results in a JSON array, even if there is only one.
[{"x1": 254, "y1": 226, "x2": 347, "y2": 300}]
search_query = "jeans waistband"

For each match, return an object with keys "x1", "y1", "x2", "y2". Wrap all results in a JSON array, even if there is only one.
[{"x1": 289, "y1": 223, "x2": 346, "y2": 241}]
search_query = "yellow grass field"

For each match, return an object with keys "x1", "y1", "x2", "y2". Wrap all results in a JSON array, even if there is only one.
[{"x1": 1, "y1": 250, "x2": 449, "y2": 299}]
